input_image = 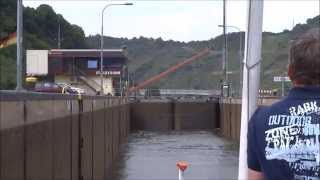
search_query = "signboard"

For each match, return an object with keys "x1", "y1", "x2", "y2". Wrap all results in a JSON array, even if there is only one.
[
  {"x1": 96, "y1": 71, "x2": 121, "y2": 76},
  {"x1": 273, "y1": 76, "x2": 290, "y2": 82},
  {"x1": 87, "y1": 60, "x2": 98, "y2": 69},
  {"x1": 26, "y1": 50, "x2": 48, "y2": 75}
]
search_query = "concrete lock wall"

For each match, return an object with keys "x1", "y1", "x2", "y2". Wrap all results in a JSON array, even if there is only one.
[
  {"x1": 219, "y1": 98, "x2": 242, "y2": 142},
  {"x1": 130, "y1": 102, "x2": 174, "y2": 130},
  {"x1": 0, "y1": 92, "x2": 130, "y2": 180},
  {"x1": 219, "y1": 97, "x2": 280, "y2": 142},
  {"x1": 174, "y1": 101, "x2": 218, "y2": 130},
  {"x1": 130, "y1": 100, "x2": 219, "y2": 131},
  {"x1": 0, "y1": 100, "x2": 25, "y2": 180}
]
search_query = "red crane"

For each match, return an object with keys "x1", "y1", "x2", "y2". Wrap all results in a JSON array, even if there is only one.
[{"x1": 128, "y1": 48, "x2": 210, "y2": 93}]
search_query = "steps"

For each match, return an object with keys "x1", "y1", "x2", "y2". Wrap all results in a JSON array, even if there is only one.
[
  {"x1": 73, "y1": 66, "x2": 101, "y2": 94},
  {"x1": 78, "y1": 75, "x2": 100, "y2": 94}
]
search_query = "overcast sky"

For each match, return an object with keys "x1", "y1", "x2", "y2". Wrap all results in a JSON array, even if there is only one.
[{"x1": 23, "y1": 0, "x2": 320, "y2": 42}]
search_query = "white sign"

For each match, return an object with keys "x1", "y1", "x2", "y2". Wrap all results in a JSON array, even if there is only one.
[
  {"x1": 96, "y1": 71, "x2": 121, "y2": 75},
  {"x1": 273, "y1": 76, "x2": 290, "y2": 82},
  {"x1": 26, "y1": 50, "x2": 48, "y2": 75}
]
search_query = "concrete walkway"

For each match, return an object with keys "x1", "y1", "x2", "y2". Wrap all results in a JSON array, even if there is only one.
[{"x1": 113, "y1": 131, "x2": 239, "y2": 180}]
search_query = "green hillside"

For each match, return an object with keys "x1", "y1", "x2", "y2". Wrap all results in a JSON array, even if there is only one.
[
  {"x1": 0, "y1": 1, "x2": 86, "y2": 89},
  {"x1": 0, "y1": 1, "x2": 319, "y2": 94},
  {"x1": 86, "y1": 15, "x2": 319, "y2": 94}
]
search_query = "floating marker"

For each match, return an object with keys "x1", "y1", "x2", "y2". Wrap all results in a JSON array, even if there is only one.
[{"x1": 177, "y1": 161, "x2": 188, "y2": 180}]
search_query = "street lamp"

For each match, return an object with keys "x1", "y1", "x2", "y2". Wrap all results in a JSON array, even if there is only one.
[
  {"x1": 218, "y1": 25, "x2": 243, "y2": 96},
  {"x1": 16, "y1": 0, "x2": 24, "y2": 91},
  {"x1": 100, "y1": 2, "x2": 133, "y2": 94}
]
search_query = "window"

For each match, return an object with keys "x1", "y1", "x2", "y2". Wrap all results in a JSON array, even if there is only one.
[{"x1": 88, "y1": 60, "x2": 98, "y2": 69}]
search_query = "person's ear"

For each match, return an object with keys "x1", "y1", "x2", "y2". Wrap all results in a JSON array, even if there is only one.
[{"x1": 288, "y1": 64, "x2": 294, "y2": 81}]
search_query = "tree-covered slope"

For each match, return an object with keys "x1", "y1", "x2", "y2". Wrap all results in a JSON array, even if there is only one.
[
  {"x1": 0, "y1": 1, "x2": 87, "y2": 89},
  {"x1": 0, "y1": 1, "x2": 319, "y2": 93},
  {"x1": 86, "y1": 15, "x2": 319, "y2": 94}
]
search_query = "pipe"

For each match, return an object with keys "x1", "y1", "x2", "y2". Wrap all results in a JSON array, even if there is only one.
[
  {"x1": 238, "y1": 0, "x2": 264, "y2": 179},
  {"x1": 179, "y1": 169, "x2": 184, "y2": 180}
]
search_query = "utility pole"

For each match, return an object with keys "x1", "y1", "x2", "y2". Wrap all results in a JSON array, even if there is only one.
[
  {"x1": 222, "y1": 0, "x2": 226, "y2": 83},
  {"x1": 16, "y1": 0, "x2": 24, "y2": 91},
  {"x1": 58, "y1": 18, "x2": 61, "y2": 49},
  {"x1": 239, "y1": 31, "x2": 243, "y2": 96},
  {"x1": 100, "y1": 3, "x2": 133, "y2": 95},
  {"x1": 221, "y1": 0, "x2": 229, "y2": 97},
  {"x1": 238, "y1": 0, "x2": 264, "y2": 178},
  {"x1": 218, "y1": 25, "x2": 242, "y2": 96},
  {"x1": 223, "y1": 0, "x2": 227, "y2": 83}
]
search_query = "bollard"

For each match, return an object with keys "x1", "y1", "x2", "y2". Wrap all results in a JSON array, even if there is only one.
[{"x1": 177, "y1": 161, "x2": 188, "y2": 180}]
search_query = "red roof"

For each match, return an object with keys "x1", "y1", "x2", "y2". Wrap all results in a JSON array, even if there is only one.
[{"x1": 48, "y1": 49, "x2": 127, "y2": 58}]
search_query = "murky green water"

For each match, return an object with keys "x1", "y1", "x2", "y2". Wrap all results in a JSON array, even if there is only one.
[{"x1": 113, "y1": 131, "x2": 239, "y2": 180}]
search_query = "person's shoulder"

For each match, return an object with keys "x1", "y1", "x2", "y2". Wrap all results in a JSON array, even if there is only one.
[
  {"x1": 249, "y1": 98, "x2": 290, "y2": 125},
  {"x1": 250, "y1": 104, "x2": 275, "y2": 121},
  {"x1": 249, "y1": 106, "x2": 267, "y2": 131},
  {"x1": 261, "y1": 97, "x2": 292, "y2": 114}
]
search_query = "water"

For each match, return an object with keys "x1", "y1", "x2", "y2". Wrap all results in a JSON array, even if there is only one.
[{"x1": 113, "y1": 131, "x2": 239, "y2": 180}]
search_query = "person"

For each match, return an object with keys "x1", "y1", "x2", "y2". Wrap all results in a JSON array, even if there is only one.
[{"x1": 247, "y1": 28, "x2": 320, "y2": 180}]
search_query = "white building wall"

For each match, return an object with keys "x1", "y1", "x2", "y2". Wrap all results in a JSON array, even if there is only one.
[
  {"x1": 26, "y1": 50, "x2": 48, "y2": 75},
  {"x1": 90, "y1": 76, "x2": 113, "y2": 95}
]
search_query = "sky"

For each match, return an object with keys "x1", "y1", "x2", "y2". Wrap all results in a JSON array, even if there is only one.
[{"x1": 23, "y1": 0, "x2": 320, "y2": 42}]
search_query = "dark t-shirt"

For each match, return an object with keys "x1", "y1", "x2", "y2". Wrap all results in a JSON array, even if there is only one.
[{"x1": 247, "y1": 86, "x2": 320, "y2": 180}]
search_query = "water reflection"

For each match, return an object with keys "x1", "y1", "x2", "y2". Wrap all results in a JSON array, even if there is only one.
[{"x1": 113, "y1": 131, "x2": 239, "y2": 180}]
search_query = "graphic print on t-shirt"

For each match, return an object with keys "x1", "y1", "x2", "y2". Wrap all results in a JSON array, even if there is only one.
[{"x1": 265, "y1": 101, "x2": 320, "y2": 179}]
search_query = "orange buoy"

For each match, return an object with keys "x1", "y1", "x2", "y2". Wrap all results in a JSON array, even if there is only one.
[{"x1": 177, "y1": 161, "x2": 188, "y2": 172}]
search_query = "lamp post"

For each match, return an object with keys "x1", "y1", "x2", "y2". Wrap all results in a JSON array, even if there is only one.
[
  {"x1": 16, "y1": 0, "x2": 24, "y2": 91},
  {"x1": 222, "y1": 0, "x2": 227, "y2": 97},
  {"x1": 218, "y1": 25, "x2": 243, "y2": 96},
  {"x1": 100, "y1": 3, "x2": 133, "y2": 94}
]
